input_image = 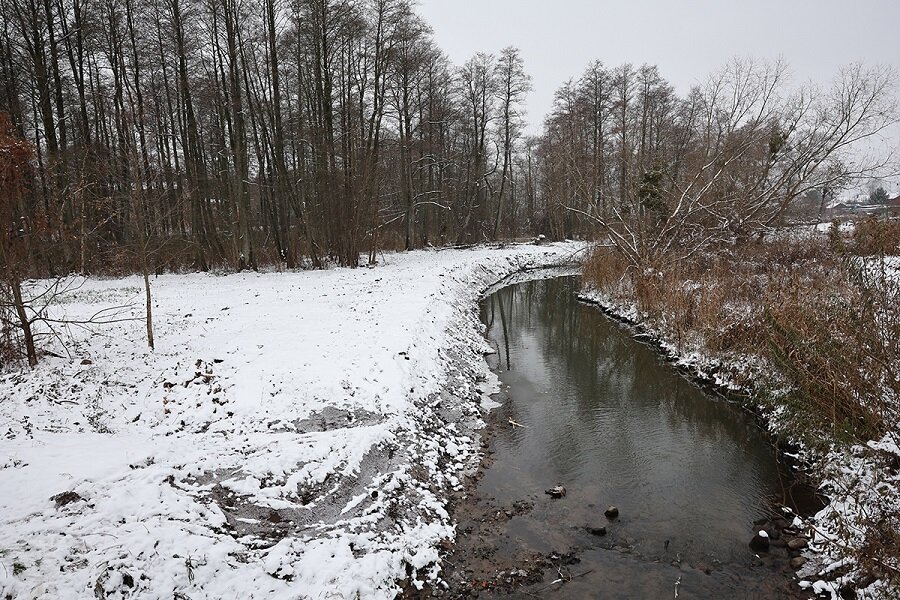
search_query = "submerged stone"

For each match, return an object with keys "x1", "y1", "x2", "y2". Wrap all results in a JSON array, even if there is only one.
[
  {"x1": 545, "y1": 486, "x2": 566, "y2": 498},
  {"x1": 750, "y1": 531, "x2": 770, "y2": 552},
  {"x1": 787, "y1": 537, "x2": 808, "y2": 551}
]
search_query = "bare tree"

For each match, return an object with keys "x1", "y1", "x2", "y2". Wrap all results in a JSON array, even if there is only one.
[
  {"x1": 0, "y1": 113, "x2": 38, "y2": 367},
  {"x1": 492, "y1": 46, "x2": 531, "y2": 240},
  {"x1": 561, "y1": 59, "x2": 898, "y2": 266},
  {"x1": 456, "y1": 52, "x2": 497, "y2": 243}
]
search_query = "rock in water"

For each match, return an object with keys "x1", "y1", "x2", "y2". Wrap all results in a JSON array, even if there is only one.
[
  {"x1": 749, "y1": 530, "x2": 770, "y2": 552},
  {"x1": 604, "y1": 506, "x2": 619, "y2": 519},
  {"x1": 545, "y1": 486, "x2": 566, "y2": 498},
  {"x1": 787, "y1": 537, "x2": 808, "y2": 551},
  {"x1": 586, "y1": 526, "x2": 607, "y2": 536},
  {"x1": 790, "y1": 556, "x2": 807, "y2": 569}
]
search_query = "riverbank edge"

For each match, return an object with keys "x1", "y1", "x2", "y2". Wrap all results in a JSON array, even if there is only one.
[
  {"x1": 575, "y1": 285, "x2": 891, "y2": 599},
  {"x1": 434, "y1": 272, "x2": 817, "y2": 598},
  {"x1": 390, "y1": 253, "x2": 591, "y2": 598}
]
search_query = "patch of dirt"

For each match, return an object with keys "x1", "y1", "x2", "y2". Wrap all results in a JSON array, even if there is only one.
[
  {"x1": 277, "y1": 406, "x2": 385, "y2": 433},
  {"x1": 51, "y1": 491, "x2": 84, "y2": 508}
]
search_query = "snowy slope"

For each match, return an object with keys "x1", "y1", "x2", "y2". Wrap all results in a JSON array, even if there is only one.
[{"x1": 0, "y1": 242, "x2": 583, "y2": 600}]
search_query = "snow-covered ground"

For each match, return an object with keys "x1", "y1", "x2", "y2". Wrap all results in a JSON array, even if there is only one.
[{"x1": 0, "y1": 242, "x2": 583, "y2": 600}]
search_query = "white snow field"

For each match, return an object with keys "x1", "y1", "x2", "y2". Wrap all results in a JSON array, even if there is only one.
[{"x1": 0, "y1": 242, "x2": 583, "y2": 600}]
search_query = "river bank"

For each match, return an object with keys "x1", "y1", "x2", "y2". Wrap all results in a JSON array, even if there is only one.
[
  {"x1": 0, "y1": 243, "x2": 582, "y2": 600},
  {"x1": 578, "y1": 231, "x2": 900, "y2": 600}
]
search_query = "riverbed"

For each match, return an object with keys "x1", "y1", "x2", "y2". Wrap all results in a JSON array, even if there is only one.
[{"x1": 441, "y1": 276, "x2": 820, "y2": 599}]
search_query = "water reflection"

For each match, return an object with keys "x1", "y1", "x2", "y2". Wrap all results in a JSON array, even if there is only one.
[{"x1": 475, "y1": 277, "x2": 814, "y2": 598}]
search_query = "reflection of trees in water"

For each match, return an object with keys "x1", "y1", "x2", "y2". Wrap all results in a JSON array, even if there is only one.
[
  {"x1": 478, "y1": 278, "x2": 822, "y2": 572},
  {"x1": 481, "y1": 277, "x2": 796, "y2": 504}
]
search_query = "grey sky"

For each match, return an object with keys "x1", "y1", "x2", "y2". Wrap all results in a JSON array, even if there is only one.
[{"x1": 417, "y1": 0, "x2": 900, "y2": 138}]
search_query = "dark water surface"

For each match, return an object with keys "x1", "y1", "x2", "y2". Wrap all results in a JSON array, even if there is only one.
[{"x1": 471, "y1": 276, "x2": 817, "y2": 599}]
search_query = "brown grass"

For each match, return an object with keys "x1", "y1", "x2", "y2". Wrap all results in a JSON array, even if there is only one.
[
  {"x1": 584, "y1": 234, "x2": 899, "y2": 444},
  {"x1": 585, "y1": 231, "x2": 900, "y2": 590},
  {"x1": 849, "y1": 217, "x2": 900, "y2": 256}
]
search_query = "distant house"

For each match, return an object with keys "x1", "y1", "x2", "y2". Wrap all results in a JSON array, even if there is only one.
[
  {"x1": 886, "y1": 196, "x2": 900, "y2": 215},
  {"x1": 825, "y1": 193, "x2": 900, "y2": 221}
]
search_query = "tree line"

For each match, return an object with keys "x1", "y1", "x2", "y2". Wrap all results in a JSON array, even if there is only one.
[
  {"x1": 0, "y1": 0, "x2": 540, "y2": 278},
  {"x1": 536, "y1": 59, "x2": 897, "y2": 266},
  {"x1": 1, "y1": 0, "x2": 897, "y2": 283}
]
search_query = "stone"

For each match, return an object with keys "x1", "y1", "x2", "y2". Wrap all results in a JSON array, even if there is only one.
[
  {"x1": 790, "y1": 556, "x2": 807, "y2": 569},
  {"x1": 544, "y1": 486, "x2": 566, "y2": 498},
  {"x1": 604, "y1": 506, "x2": 619, "y2": 519},
  {"x1": 586, "y1": 526, "x2": 607, "y2": 537},
  {"x1": 51, "y1": 491, "x2": 83, "y2": 508},
  {"x1": 749, "y1": 530, "x2": 770, "y2": 552},
  {"x1": 787, "y1": 537, "x2": 808, "y2": 551}
]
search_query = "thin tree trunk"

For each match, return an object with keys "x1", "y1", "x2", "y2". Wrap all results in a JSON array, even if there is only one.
[{"x1": 11, "y1": 278, "x2": 37, "y2": 368}]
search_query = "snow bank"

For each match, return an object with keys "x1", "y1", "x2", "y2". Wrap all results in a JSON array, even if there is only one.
[{"x1": 0, "y1": 242, "x2": 583, "y2": 599}]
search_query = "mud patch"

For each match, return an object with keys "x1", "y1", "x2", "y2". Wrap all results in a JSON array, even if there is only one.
[{"x1": 269, "y1": 406, "x2": 386, "y2": 434}]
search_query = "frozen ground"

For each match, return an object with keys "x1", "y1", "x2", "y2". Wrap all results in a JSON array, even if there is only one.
[{"x1": 0, "y1": 242, "x2": 582, "y2": 600}]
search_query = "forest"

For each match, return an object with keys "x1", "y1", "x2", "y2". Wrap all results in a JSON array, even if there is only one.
[
  {"x1": 1, "y1": 0, "x2": 540, "y2": 277},
  {"x1": 1, "y1": 0, "x2": 894, "y2": 281}
]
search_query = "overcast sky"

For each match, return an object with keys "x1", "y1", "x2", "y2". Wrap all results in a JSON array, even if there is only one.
[{"x1": 417, "y1": 0, "x2": 900, "y2": 138}]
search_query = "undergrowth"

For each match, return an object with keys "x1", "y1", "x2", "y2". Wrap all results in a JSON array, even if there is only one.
[
  {"x1": 583, "y1": 219, "x2": 900, "y2": 593},
  {"x1": 585, "y1": 227, "x2": 899, "y2": 445}
]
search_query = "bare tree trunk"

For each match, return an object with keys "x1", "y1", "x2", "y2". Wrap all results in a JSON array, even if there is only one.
[
  {"x1": 10, "y1": 278, "x2": 36, "y2": 367},
  {"x1": 142, "y1": 265, "x2": 154, "y2": 350}
]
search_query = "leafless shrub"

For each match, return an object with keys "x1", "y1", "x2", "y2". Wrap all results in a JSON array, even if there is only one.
[
  {"x1": 850, "y1": 217, "x2": 900, "y2": 256},
  {"x1": 0, "y1": 276, "x2": 138, "y2": 370},
  {"x1": 585, "y1": 235, "x2": 898, "y2": 442},
  {"x1": 0, "y1": 283, "x2": 22, "y2": 367}
]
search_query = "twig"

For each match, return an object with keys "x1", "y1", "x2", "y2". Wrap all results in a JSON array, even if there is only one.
[{"x1": 530, "y1": 568, "x2": 594, "y2": 595}]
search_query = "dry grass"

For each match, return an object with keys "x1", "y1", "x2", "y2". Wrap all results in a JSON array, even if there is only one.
[
  {"x1": 585, "y1": 231, "x2": 900, "y2": 591},
  {"x1": 584, "y1": 234, "x2": 899, "y2": 444},
  {"x1": 849, "y1": 217, "x2": 900, "y2": 256}
]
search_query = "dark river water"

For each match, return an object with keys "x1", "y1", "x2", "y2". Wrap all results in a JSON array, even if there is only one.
[{"x1": 469, "y1": 275, "x2": 818, "y2": 599}]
